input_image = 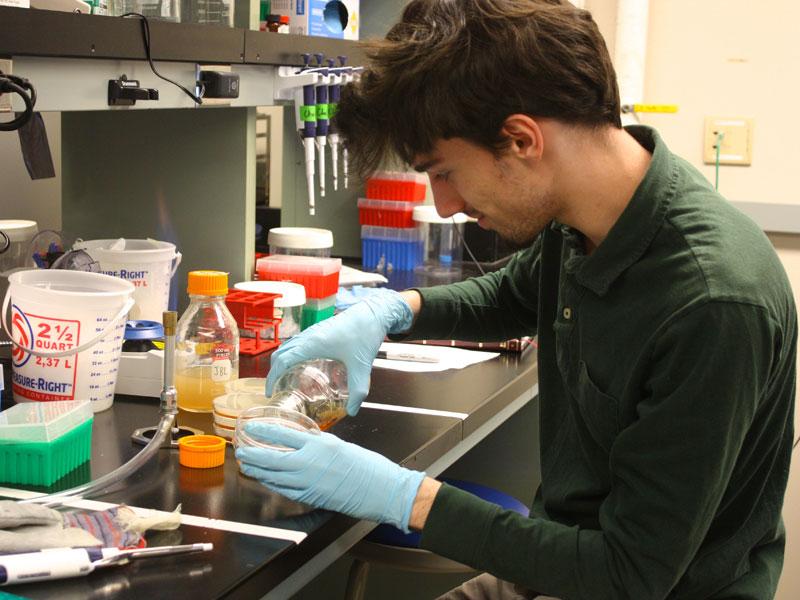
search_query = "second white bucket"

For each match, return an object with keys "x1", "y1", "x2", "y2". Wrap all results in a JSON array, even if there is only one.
[
  {"x1": 2, "y1": 270, "x2": 135, "y2": 412},
  {"x1": 75, "y1": 238, "x2": 182, "y2": 322}
]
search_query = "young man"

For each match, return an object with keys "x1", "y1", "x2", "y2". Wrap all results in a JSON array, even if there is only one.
[{"x1": 235, "y1": 1, "x2": 796, "y2": 597}]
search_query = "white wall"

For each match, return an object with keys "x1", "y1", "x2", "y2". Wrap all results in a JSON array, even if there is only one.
[{"x1": 0, "y1": 112, "x2": 61, "y2": 230}]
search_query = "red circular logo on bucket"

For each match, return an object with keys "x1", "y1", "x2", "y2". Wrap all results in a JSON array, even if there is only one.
[{"x1": 11, "y1": 305, "x2": 33, "y2": 368}]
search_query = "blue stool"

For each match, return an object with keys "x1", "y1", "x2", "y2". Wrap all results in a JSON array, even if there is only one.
[{"x1": 344, "y1": 479, "x2": 529, "y2": 600}]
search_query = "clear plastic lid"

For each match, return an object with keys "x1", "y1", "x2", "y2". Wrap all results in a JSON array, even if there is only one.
[
  {"x1": 234, "y1": 405, "x2": 320, "y2": 452},
  {"x1": 267, "y1": 227, "x2": 333, "y2": 250},
  {"x1": 360, "y1": 226, "x2": 425, "y2": 241},
  {"x1": 358, "y1": 198, "x2": 419, "y2": 211},
  {"x1": 0, "y1": 220, "x2": 38, "y2": 242},
  {"x1": 369, "y1": 171, "x2": 428, "y2": 184},
  {"x1": 0, "y1": 401, "x2": 93, "y2": 442},
  {"x1": 224, "y1": 378, "x2": 268, "y2": 395},
  {"x1": 257, "y1": 255, "x2": 342, "y2": 276},
  {"x1": 213, "y1": 391, "x2": 269, "y2": 418}
]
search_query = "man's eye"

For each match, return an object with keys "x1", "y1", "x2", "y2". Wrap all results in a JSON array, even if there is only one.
[{"x1": 434, "y1": 171, "x2": 450, "y2": 182}]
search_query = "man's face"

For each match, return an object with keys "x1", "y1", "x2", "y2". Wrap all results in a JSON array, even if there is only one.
[{"x1": 413, "y1": 137, "x2": 558, "y2": 249}]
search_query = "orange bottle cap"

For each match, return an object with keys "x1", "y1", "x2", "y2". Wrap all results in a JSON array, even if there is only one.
[
  {"x1": 187, "y1": 271, "x2": 229, "y2": 296},
  {"x1": 178, "y1": 435, "x2": 227, "y2": 469}
]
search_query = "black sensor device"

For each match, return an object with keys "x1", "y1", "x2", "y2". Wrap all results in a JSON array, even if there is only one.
[{"x1": 200, "y1": 71, "x2": 240, "y2": 99}]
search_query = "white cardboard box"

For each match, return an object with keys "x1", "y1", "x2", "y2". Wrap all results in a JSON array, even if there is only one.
[
  {"x1": 271, "y1": 0, "x2": 359, "y2": 41},
  {"x1": 0, "y1": 0, "x2": 30, "y2": 7}
]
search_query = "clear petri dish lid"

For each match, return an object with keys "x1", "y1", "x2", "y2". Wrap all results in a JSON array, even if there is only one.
[
  {"x1": 213, "y1": 391, "x2": 269, "y2": 418},
  {"x1": 235, "y1": 405, "x2": 320, "y2": 452},
  {"x1": 224, "y1": 378, "x2": 268, "y2": 395}
]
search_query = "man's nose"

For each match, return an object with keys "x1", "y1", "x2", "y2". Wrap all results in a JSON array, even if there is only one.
[{"x1": 431, "y1": 181, "x2": 466, "y2": 218}]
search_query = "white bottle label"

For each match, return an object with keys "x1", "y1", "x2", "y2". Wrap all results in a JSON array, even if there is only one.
[{"x1": 211, "y1": 344, "x2": 232, "y2": 382}]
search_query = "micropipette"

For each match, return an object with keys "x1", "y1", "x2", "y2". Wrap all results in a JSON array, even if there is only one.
[
  {"x1": 327, "y1": 57, "x2": 342, "y2": 192},
  {"x1": 313, "y1": 54, "x2": 330, "y2": 200},
  {"x1": 298, "y1": 53, "x2": 318, "y2": 215},
  {"x1": 0, "y1": 543, "x2": 213, "y2": 586},
  {"x1": 339, "y1": 56, "x2": 352, "y2": 189}
]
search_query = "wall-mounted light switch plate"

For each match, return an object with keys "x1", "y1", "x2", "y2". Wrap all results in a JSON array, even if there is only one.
[{"x1": 703, "y1": 116, "x2": 754, "y2": 166}]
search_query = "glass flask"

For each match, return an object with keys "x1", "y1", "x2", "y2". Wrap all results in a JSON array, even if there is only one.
[{"x1": 270, "y1": 359, "x2": 348, "y2": 430}]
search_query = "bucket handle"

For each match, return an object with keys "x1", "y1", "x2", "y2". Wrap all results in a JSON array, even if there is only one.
[
  {"x1": 171, "y1": 251, "x2": 183, "y2": 278},
  {"x1": 1, "y1": 287, "x2": 135, "y2": 359}
]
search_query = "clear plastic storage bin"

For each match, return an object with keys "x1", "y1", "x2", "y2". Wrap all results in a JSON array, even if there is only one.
[
  {"x1": 413, "y1": 205, "x2": 470, "y2": 274},
  {"x1": 268, "y1": 227, "x2": 333, "y2": 258},
  {"x1": 233, "y1": 280, "x2": 306, "y2": 340}
]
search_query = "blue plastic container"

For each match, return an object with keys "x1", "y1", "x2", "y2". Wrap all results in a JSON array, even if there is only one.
[{"x1": 361, "y1": 226, "x2": 424, "y2": 272}]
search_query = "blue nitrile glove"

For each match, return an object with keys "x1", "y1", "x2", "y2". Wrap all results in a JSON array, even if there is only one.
[
  {"x1": 236, "y1": 423, "x2": 426, "y2": 532},
  {"x1": 266, "y1": 288, "x2": 414, "y2": 415}
]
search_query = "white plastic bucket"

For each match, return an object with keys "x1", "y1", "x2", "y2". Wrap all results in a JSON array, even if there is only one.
[
  {"x1": 1, "y1": 270, "x2": 135, "y2": 412},
  {"x1": 74, "y1": 239, "x2": 182, "y2": 322}
]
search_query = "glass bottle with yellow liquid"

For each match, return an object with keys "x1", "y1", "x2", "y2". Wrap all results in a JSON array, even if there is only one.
[{"x1": 176, "y1": 271, "x2": 239, "y2": 412}]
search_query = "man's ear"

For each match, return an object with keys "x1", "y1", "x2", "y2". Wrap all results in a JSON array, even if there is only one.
[{"x1": 500, "y1": 114, "x2": 544, "y2": 161}]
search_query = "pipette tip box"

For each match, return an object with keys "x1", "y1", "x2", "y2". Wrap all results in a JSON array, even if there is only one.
[
  {"x1": 256, "y1": 255, "x2": 342, "y2": 299},
  {"x1": 361, "y1": 226, "x2": 424, "y2": 272},
  {"x1": 0, "y1": 400, "x2": 93, "y2": 486},
  {"x1": 366, "y1": 172, "x2": 427, "y2": 202},
  {"x1": 301, "y1": 295, "x2": 337, "y2": 330}
]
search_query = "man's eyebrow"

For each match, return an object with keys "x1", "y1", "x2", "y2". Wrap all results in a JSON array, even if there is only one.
[{"x1": 412, "y1": 158, "x2": 441, "y2": 173}]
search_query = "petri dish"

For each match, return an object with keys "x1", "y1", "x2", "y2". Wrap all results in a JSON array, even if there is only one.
[
  {"x1": 234, "y1": 405, "x2": 320, "y2": 452},
  {"x1": 213, "y1": 391, "x2": 269, "y2": 419},
  {"x1": 224, "y1": 378, "x2": 268, "y2": 395}
]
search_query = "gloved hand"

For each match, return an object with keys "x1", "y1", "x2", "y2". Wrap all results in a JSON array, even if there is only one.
[
  {"x1": 235, "y1": 422, "x2": 426, "y2": 532},
  {"x1": 266, "y1": 288, "x2": 414, "y2": 415}
]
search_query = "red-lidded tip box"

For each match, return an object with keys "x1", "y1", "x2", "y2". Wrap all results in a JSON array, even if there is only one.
[
  {"x1": 256, "y1": 255, "x2": 342, "y2": 299},
  {"x1": 366, "y1": 171, "x2": 428, "y2": 202},
  {"x1": 358, "y1": 198, "x2": 423, "y2": 228}
]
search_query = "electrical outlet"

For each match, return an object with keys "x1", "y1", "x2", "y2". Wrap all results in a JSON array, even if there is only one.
[
  {"x1": 703, "y1": 117, "x2": 754, "y2": 166},
  {"x1": 0, "y1": 59, "x2": 12, "y2": 113}
]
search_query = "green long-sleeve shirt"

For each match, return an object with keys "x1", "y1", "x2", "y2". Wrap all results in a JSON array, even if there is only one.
[{"x1": 412, "y1": 126, "x2": 797, "y2": 599}]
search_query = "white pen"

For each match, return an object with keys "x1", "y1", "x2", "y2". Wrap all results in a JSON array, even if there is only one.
[{"x1": 376, "y1": 350, "x2": 440, "y2": 363}]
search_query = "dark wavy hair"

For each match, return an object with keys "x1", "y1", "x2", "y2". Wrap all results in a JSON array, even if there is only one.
[{"x1": 334, "y1": 0, "x2": 621, "y2": 177}]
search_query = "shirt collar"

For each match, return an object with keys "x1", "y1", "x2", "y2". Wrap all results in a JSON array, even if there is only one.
[{"x1": 568, "y1": 125, "x2": 678, "y2": 297}]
